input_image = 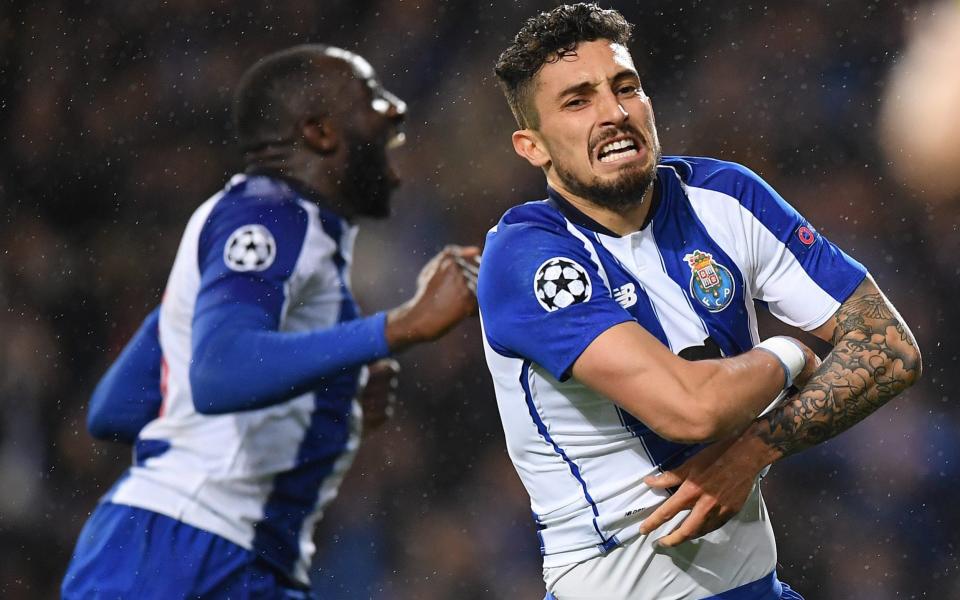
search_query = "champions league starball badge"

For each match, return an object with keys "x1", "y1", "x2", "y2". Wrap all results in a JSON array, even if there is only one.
[
  {"x1": 534, "y1": 257, "x2": 592, "y2": 312},
  {"x1": 683, "y1": 250, "x2": 735, "y2": 312},
  {"x1": 224, "y1": 224, "x2": 277, "y2": 272}
]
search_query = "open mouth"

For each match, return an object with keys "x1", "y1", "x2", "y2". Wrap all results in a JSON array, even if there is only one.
[{"x1": 596, "y1": 136, "x2": 640, "y2": 164}]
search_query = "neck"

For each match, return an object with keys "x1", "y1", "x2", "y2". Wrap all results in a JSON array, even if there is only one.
[
  {"x1": 547, "y1": 177, "x2": 657, "y2": 236},
  {"x1": 244, "y1": 150, "x2": 349, "y2": 217}
]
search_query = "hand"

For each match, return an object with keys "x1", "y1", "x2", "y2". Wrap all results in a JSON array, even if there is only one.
[
  {"x1": 360, "y1": 359, "x2": 400, "y2": 434},
  {"x1": 638, "y1": 434, "x2": 770, "y2": 548},
  {"x1": 385, "y1": 245, "x2": 479, "y2": 350}
]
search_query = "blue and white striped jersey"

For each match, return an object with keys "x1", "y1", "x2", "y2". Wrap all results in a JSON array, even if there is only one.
[
  {"x1": 106, "y1": 173, "x2": 389, "y2": 585},
  {"x1": 478, "y1": 157, "x2": 866, "y2": 592}
]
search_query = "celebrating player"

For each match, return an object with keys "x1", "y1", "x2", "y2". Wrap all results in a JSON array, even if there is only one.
[
  {"x1": 61, "y1": 45, "x2": 479, "y2": 598},
  {"x1": 478, "y1": 4, "x2": 921, "y2": 599}
]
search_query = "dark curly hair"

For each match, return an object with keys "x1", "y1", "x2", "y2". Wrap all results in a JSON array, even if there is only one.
[{"x1": 494, "y1": 3, "x2": 633, "y2": 129}]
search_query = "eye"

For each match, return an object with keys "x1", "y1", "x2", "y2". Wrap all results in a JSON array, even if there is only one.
[
  {"x1": 564, "y1": 98, "x2": 588, "y2": 109},
  {"x1": 617, "y1": 84, "x2": 639, "y2": 96}
]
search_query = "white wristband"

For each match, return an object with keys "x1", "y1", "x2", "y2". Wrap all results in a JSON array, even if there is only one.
[{"x1": 754, "y1": 336, "x2": 806, "y2": 390}]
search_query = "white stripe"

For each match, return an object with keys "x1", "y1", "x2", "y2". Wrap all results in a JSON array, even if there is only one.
[
  {"x1": 685, "y1": 185, "x2": 840, "y2": 330},
  {"x1": 564, "y1": 220, "x2": 611, "y2": 292}
]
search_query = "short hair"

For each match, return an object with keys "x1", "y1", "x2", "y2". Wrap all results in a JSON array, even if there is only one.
[
  {"x1": 233, "y1": 44, "x2": 344, "y2": 152},
  {"x1": 494, "y1": 3, "x2": 633, "y2": 129}
]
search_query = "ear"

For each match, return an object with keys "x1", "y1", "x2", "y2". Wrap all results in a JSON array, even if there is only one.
[
  {"x1": 512, "y1": 129, "x2": 550, "y2": 168},
  {"x1": 301, "y1": 117, "x2": 339, "y2": 154}
]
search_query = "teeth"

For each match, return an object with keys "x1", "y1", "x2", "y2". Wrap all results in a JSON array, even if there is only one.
[
  {"x1": 600, "y1": 148, "x2": 638, "y2": 163},
  {"x1": 599, "y1": 139, "x2": 637, "y2": 156},
  {"x1": 598, "y1": 139, "x2": 639, "y2": 162}
]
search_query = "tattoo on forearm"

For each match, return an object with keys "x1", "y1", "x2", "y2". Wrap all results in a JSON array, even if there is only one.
[{"x1": 756, "y1": 283, "x2": 921, "y2": 457}]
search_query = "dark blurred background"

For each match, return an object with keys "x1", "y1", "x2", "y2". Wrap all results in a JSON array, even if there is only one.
[{"x1": 1, "y1": 1, "x2": 958, "y2": 598}]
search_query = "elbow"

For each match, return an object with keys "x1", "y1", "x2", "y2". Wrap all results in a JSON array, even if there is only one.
[
  {"x1": 902, "y1": 341, "x2": 923, "y2": 389},
  {"x1": 189, "y1": 362, "x2": 228, "y2": 415},
  {"x1": 912, "y1": 340, "x2": 923, "y2": 381},
  {"x1": 86, "y1": 410, "x2": 112, "y2": 440},
  {"x1": 86, "y1": 407, "x2": 134, "y2": 444},
  {"x1": 86, "y1": 390, "x2": 116, "y2": 441}
]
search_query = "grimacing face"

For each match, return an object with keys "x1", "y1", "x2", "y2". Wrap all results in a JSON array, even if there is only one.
[{"x1": 523, "y1": 39, "x2": 661, "y2": 210}]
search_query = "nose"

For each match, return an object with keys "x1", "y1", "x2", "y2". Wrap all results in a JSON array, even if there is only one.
[{"x1": 597, "y1": 87, "x2": 628, "y2": 127}]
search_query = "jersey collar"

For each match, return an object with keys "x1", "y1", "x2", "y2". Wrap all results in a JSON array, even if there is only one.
[
  {"x1": 546, "y1": 172, "x2": 664, "y2": 238},
  {"x1": 243, "y1": 167, "x2": 347, "y2": 220}
]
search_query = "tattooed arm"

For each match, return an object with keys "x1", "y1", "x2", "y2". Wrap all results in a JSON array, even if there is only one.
[
  {"x1": 639, "y1": 274, "x2": 922, "y2": 546},
  {"x1": 751, "y1": 274, "x2": 921, "y2": 457}
]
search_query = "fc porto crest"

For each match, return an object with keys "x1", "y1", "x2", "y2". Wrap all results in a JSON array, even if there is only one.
[{"x1": 683, "y1": 250, "x2": 735, "y2": 312}]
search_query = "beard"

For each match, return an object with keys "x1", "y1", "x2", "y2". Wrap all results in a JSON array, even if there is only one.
[
  {"x1": 554, "y1": 133, "x2": 661, "y2": 212},
  {"x1": 341, "y1": 134, "x2": 396, "y2": 219}
]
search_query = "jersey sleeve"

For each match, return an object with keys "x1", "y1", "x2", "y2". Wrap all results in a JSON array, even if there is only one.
[
  {"x1": 478, "y1": 217, "x2": 633, "y2": 381},
  {"x1": 87, "y1": 307, "x2": 163, "y2": 443},
  {"x1": 189, "y1": 196, "x2": 389, "y2": 414},
  {"x1": 731, "y1": 164, "x2": 867, "y2": 330}
]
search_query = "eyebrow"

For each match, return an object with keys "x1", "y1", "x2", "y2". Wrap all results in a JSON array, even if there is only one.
[{"x1": 555, "y1": 69, "x2": 640, "y2": 102}]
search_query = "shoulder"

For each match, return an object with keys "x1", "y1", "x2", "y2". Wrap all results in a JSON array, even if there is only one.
[
  {"x1": 197, "y1": 175, "x2": 311, "y2": 274},
  {"x1": 660, "y1": 156, "x2": 770, "y2": 197},
  {"x1": 204, "y1": 175, "x2": 308, "y2": 232},
  {"x1": 485, "y1": 200, "x2": 573, "y2": 255}
]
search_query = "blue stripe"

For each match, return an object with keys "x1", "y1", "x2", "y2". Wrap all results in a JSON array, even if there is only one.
[
  {"x1": 701, "y1": 570, "x2": 800, "y2": 600},
  {"x1": 520, "y1": 361, "x2": 613, "y2": 550},
  {"x1": 532, "y1": 511, "x2": 546, "y2": 556},
  {"x1": 251, "y1": 206, "x2": 362, "y2": 577},
  {"x1": 134, "y1": 439, "x2": 171, "y2": 466},
  {"x1": 251, "y1": 377, "x2": 356, "y2": 575},
  {"x1": 663, "y1": 156, "x2": 865, "y2": 303},
  {"x1": 584, "y1": 227, "x2": 699, "y2": 469},
  {"x1": 652, "y1": 170, "x2": 754, "y2": 355},
  {"x1": 318, "y1": 211, "x2": 359, "y2": 322}
]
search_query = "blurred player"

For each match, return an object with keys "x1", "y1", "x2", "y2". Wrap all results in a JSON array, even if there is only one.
[
  {"x1": 61, "y1": 45, "x2": 479, "y2": 598},
  {"x1": 880, "y1": 0, "x2": 960, "y2": 201},
  {"x1": 479, "y1": 4, "x2": 921, "y2": 599}
]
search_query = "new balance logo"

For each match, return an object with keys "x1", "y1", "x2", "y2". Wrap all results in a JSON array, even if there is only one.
[{"x1": 613, "y1": 283, "x2": 637, "y2": 308}]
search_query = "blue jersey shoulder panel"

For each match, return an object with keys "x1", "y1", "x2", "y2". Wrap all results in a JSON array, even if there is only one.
[
  {"x1": 195, "y1": 178, "x2": 309, "y2": 328},
  {"x1": 662, "y1": 156, "x2": 867, "y2": 303},
  {"x1": 480, "y1": 201, "x2": 633, "y2": 381}
]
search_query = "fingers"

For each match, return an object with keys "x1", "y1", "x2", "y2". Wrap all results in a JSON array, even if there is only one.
[
  {"x1": 655, "y1": 504, "x2": 710, "y2": 548},
  {"x1": 655, "y1": 500, "x2": 731, "y2": 548},
  {"x1": 643, "y1": 471, "x2": 683, "y2": 489},
  {"x1": 639, "y1": 487, "x2": 695, "y2": 535},
  {"x1": 455, "y1": 255, "x2": 479, "y2": 294}
]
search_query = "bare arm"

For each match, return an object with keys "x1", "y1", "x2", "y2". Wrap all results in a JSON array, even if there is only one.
[
  {"x1": 571, "y1": 322, "x2": 815, "y2": 444},
  {"x1": 640, "y1": 274, "x2": 922, "y2": 545}
]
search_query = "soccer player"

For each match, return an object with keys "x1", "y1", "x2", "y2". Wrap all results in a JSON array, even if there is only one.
[
  {"x1": 478, "y1": 4, "x2": 922, "y2": 599},
  {"x1": 61, "y1": 45, "x2": 479, "y2": 598}
]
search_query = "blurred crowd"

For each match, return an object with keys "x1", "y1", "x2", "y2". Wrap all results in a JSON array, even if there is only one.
[{"x1": 1, "y1": 1, "x2": 958, "y2": 598}]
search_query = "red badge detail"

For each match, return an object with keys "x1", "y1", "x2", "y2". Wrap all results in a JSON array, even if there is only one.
[{"x1": 797, "y1": 225, "x2": 815, "y2": 246}]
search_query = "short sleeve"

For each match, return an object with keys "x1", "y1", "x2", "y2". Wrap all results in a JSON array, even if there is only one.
[
  {"x1": 728, "y1": 165, "x2": 868, "y2": 330},
  {"x1": 478, "y1": 215, "x2": 633, "y2": 380}
]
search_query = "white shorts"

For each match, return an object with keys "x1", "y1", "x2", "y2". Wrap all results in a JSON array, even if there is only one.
[{"x1": 543, "y1": 484, "x2": 778, "y2": 600}]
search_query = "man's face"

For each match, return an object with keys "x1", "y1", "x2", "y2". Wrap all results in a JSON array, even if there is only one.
[
  {"x1": 527, "y1": 39, "x2": 661, "y2": 210},
  {"x1": 328, "y1": 49, "x2": 406, "y2": 219}
]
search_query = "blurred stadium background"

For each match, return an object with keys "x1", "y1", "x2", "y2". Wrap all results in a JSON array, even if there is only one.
[{"x1": 1, "y1": 1, "x2": 958, "y2": 598}]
